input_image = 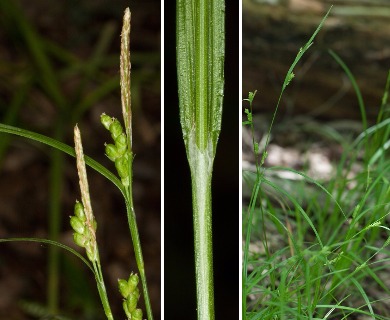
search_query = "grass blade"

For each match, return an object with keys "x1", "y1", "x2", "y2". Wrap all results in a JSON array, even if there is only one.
[{"x1": 0, "y1": 123, "x2": 124, "y2": 194}]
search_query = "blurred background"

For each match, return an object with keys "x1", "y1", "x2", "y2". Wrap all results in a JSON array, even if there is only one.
[
  {"x1": 243, "y1": 0, "x2": 390, "y2": 121},
  {"x1": 0, "y1": 0, "x2": 160, "y2": 319},
  {"x1": 164, "y1": 1, "x2": 239, "y2": 319},
  {"x1": 242, "y1": 0, "x2": 390, "y2": 184},
  {"x1": 242, "y1": 0, "x2": 390, "y2": 317}
]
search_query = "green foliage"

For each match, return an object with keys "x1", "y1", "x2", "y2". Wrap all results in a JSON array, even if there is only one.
[
  {"x1": 0, "y1": 7, "x2": 154, "y2": 320},
  {"x1": 242, "y1": 6, "x2": 390, "y2": 319}
]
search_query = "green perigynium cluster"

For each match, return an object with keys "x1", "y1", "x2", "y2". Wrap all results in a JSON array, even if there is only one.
[
  {"x1": 70, "y1": 200, "x2": 98, "y2": 262},
  {"x1": 118, "y1": 273, "x2": 143, "y2": 320},
  {"x1": 101, "y1": 113, "x2": 131, "y2": 187}
]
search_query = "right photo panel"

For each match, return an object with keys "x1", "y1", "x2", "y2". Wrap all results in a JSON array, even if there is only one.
[{"x1": 243, "y1": 1, "x2": 390, "y2": 319}]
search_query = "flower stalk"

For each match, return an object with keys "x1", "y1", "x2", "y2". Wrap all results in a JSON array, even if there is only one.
[
  {"x1": 70, "y1": 8, "x2": 153, "y2": 320},
  {"x1": 73, "y1": 125, "x2": 113, "y2": 320},
  {"x1": 119, "y1": 7, "x2": 153, "y2": 320}
]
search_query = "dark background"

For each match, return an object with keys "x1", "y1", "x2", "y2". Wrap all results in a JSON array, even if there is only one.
[
  {"x1": 0, "y1": 0, "x2": 160, "y2": 319},
  {"x1": 164, "y1": 1, "x2": 239, "y2": 319}
]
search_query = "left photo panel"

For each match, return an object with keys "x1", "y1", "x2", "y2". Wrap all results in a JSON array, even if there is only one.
[{"x1": 0, "y1": 1, "x2": 160, "y2": 319}]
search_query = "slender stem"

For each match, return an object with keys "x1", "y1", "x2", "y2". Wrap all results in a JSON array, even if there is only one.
[
  {"x1": 93, "y1": 259, "x2": 114, "y2": 320},
  {"x1": 177, "y1": 0, "x2": 224, "y2": 319},
  {"x1": 74, "y1": 125, "x2": 114, "y2": 320},
  {"x1": 120, "y1": 8, "x2": 153, "y2": 319},
  {"x1": 188, "y1": 141, "x2": 214, "y2": 320},
  {"x1": 125, "y1": 191, "x2": 153, "y2": 320}
]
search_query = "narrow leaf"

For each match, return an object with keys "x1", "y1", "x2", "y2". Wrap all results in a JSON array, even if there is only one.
[{"x1": 0, "y1": 123, "x2": 124, "y2": 193}]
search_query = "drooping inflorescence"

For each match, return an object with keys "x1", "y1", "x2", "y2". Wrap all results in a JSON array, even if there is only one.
[
  {"x1": 118, "y1": 273, "x2": 143, "y2": 320},
  {"x1": 101, "y1": 113, "x2": 131, "y2": 187}
]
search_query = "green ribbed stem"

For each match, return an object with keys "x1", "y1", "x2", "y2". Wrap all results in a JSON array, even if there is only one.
[{"x1": 176, "y1": 0, "x2": 225, "y2": 319}]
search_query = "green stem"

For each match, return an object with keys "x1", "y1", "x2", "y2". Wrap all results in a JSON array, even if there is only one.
[
  {"x1": 188, "y1": 140, "x2": 215, "y2": 320},
  {"x1": 93, "y1": 260, "x2": 114, "y2": 320},
  {"x1": 125, "y1": 171, "x2": 153, "y2": 320},
  {"x1": 177, "y1": 0, "x2": 224, "y2": 319}
]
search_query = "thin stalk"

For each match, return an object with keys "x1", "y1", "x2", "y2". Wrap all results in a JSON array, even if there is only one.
[
  {"x1": 93, "y1": 259, "x2": 114, "y2": 320},
  {"x1": 125, "y1": 193, "x2": 153, "y2": 320},
  {"x1": 177, "y1": 1, "x2": 225, "y2": 319},
  {"x1": 120, "y1": 8, "x2": 153, "y2": 320},
  {"x1": 189, "y1": 143, "x2": 214, "y2": 320},
  {"x1": 74, "y1": 125, "x2": 114, "y2": 320}
]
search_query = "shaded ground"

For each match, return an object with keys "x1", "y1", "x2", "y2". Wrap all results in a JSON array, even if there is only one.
[
  {"x1": 0, "y1": 1, "x2": 160, "y2": 319},
  {"x1": 242, "y1": 116, "x2": 390, "y2": 318}
]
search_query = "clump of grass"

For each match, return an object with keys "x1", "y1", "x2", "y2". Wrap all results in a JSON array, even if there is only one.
[
  {"x1": 242, "y1": 7, "x2": 390, "y2": 320},
  {"x1": 0, "y1": 8, "x2": 154, "y2": 320}
]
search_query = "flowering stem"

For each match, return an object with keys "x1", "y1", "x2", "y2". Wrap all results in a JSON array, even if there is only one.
[
  {"x1": 124, "y1": 194, "x2": 153, "y2": 320},
  {"x1": 93, "y1": 260, "x2": 114, "y2": 320},
  {"x1": 121, "y1": 8, "x2": 153, "y2": 320},
  {"x1": 74, "y1": 125, "x2": 113, "y2": 320}
]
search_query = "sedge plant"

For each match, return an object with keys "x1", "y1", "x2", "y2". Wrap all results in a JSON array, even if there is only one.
[
  {"x1": 243, "y1": 6, "x2": 390, "y2": 320},
  {"x1": 0, "y1": 1, "x2": 159, "y2": 314},
  {"x1": 242, "y1": 8, "x2": 332, "y2": 317},
  {"x1": 176, "y1": 0, "x2": 225, "y2": 319},
  {"x1": 0, "y1": 8, "x2": 154, "y2": 320}
]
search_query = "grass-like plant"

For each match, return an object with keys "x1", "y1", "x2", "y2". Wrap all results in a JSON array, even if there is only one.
[
  {"x1": 243, "y1": 7, "x2": 390, "y2": 319},
  {"x1": 176, "y1": 0, "x2": 224, "y2": 319},
  {"x1": 1, "y1": 1, "x2": 158, "y2": 315},
  {"x1": 0, "y1": 1, "x2": 123, "y2": 314},
  {"x1": 0, "y1": 8, "x2": 154, "y2": 320}
]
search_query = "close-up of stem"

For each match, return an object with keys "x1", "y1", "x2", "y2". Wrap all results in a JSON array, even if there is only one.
[{"x1": 176, "y1": 1, "x2": 225, "y2": 319}]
